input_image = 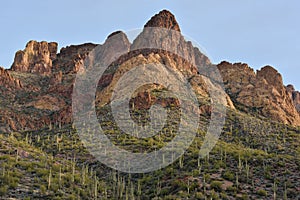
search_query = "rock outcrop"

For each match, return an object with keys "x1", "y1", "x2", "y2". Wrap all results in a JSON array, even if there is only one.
[
  {"x1": 286, "y1": 84, "x2": 300, "y2": 112},
  {"x1": 0, "y1": 67, "x2": 22, "y2": 90},
  {"x1": 218, "y1": 61, "x2": 300, "y2": 126},
  {"x1": 52, "y1": 43, "x2": 97, "y2": 74},
  {"x1": 144, "y1": 10, "x2": 181, "y2": 32},
  {"x1": 11, "y1": 40, "x2": 58, "y2": 75}
]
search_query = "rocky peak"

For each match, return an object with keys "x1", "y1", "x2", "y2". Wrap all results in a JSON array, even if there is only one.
[
  {"x1": 131, "y1": 10, "x2": 210, "y2": 76},
  {"x1": 107, "y1": 31, "x2": 124, "y2": 39},
  {"x1": 144, "y1": 10, "x2": 181, "y2": 32},
  {"x1": 218, "y1": 61, "x2": 300, "y2": 126},
  {"x1": 105, "y1": 30, "x2": 131, "y2": 50},
  {"x1": 286, "y1": 84, "x2": 295, "y2": 92},
  {"x1": 217, "y1": 62, "x2": 256, "y2": 95},
  {"x1": 11, "y1": 40, "x2": 58, "y2": 75},
  {"x1": 92, "y1": 31, "x2": 131, "y2": 67},
  {"x1": 257, "y1": 66, "x2": 284, "y2": 93}
]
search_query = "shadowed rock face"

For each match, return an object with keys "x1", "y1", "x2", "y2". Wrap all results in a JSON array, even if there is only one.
[
  {"x1": 286, "y1": 84, "x2": 300, "y2": 112},
  {"x1": 52, "y1": 43, "x2": 97, "y2": 74},
  {"x1": 0, "y1": 10, "x2": 300, "y2": 132},
  {"x1": 11, "y1": 40, "x2": 58, "y2": 75}
]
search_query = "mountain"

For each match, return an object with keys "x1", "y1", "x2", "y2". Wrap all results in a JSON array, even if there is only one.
[
  {"x1": 0, "y1": 10, "x2": 299, "y2": 133},
  {"x1": 0, "y1": 10, "x2": 299, "y2": 199}
]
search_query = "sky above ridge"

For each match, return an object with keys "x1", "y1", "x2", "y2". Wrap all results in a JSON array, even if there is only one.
[{"x1": 0, "y1": 0, "x2": 299, "y2": 88}]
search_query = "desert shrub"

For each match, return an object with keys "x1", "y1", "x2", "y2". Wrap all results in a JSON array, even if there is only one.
[
  {"x1": 222, "y1": 170, "x2": 235, "y2": 181},
  {"x1": 36, "y1": 168, "x2": 48, "y2": 177},
  {"x1": 203, "y1": 174, "x2": 211, "y2": 183},
  {"x1": 257, "y1": 189, "x2": 267, "y2": 196},
  {"x1": 210, "y1": 190, "x2": 220, "y2": 200},
  {"x1": 214, "y1": 160, "x2": 226, "y2": 169},
  {"x1": 40, "y1": 185, "x2": 46, "y2": 194},
  {"x1": 195, "y1": 192, "x2": 205, "y2": 200},
  {"x1": 171, "y1": 179, "x2": 187, "y2": 191},
  {"x1": 210, "y1": 181, "x2": 223, "y2": 192},
  {"x1": 227, "y1": 186, "x2": 237, "y2": 193},
  {"x1": 1, "y1": 174, "x2": 19, "y2": 189},
  {"x1": 0, "y1": 185, "x2": 8, "y2": 196},
  {"x1": 220, "y1": 192, "x2": 229, "y2": 200}
]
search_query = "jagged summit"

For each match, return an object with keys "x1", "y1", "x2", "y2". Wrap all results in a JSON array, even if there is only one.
[
  {"x1": 1, "y1": 10, "x2": 300, "y2": 132},
  {"x1": 144, "y1": 10, "x2": 181, "y2": 32},
  {"x1": 11, "y1": 40, "x2": 58, "y2": 75}
]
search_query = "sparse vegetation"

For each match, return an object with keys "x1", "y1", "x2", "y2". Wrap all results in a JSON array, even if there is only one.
[{"x1": 0, "y1": 106, "x2": 299, "y2": 199}]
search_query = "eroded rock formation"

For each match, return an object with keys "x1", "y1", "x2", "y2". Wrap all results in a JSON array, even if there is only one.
[
  {"x1": 218, "y1": 61, "x2": 300, "y2": 126},
  {"x1": 0, "y1": 10, "x2": 300, "y2": 132},
  {"x1": 11, "y1": 40, "x2": 58, "y2": 75}
]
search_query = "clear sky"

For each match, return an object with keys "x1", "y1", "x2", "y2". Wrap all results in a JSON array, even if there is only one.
[{"x1": 1, "y1": 0, "x2": 299, "y2": 89}]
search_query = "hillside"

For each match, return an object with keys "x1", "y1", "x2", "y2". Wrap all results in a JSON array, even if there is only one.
[{"x1": 0, "y1": 10, "x2": 299, "y2": 199}]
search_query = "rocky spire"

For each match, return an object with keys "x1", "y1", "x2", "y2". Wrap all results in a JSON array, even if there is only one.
[
  {"x1": 11, "y1": 40, "x2": 58, "y2": 75},
  {"x1": 131, "y1": 10, "x2": 210, "y2": 76},
  {"x1": 144, "y1": 10, "x2": 181, "y2": 32}
]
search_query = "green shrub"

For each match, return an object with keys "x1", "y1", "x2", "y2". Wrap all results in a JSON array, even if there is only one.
[
  {"x1": 171, "y1": 179, "x2": 187, "y2": 191},
  {"x1": 177, "y1": 190, "x2": 189, "y2": 198},
  {"x1": 227, "y1": 186, "x2": 237, "y2": 193},
  {"x1": 203, "y1": 174, "x2": 211, "y2": 183},
  {"x1": 210, "y1": 190, "x2": 220, "y2": 200},
  {"x1": 220, "y1": 192, "x2": 229, "y2": 200},
  {"x1": 40, "y1": 185, "x2": 46, "y2": 194},
  {"x1": 210, "y1": 181, "x2": 223, "y2": 192},
  {"x1": 222, "y1": 170, "x2": 235, "y2": 181},
  {"x1": 214, "y1": 160, "x2": 226, "y2": 169},
  {"x1": 195, "y1": 192, "x2": 205, "y2": 200},
  {"x1": 2, "y1": 174, "x2": 19, "y2": 189},
  {"x1": 36, "y1": 168, "x2": 48, "y2": 177},
  {"x1": 0, "y1": 185, "x2": 8, "y2": 196},
  {"x1": 257, "y1": 189, "x2": 267, "y2": 196}
]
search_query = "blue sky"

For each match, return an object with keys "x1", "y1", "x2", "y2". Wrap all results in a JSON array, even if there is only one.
[{"x1": 1, "y1": 0, "x2": 299, "y2": 89}]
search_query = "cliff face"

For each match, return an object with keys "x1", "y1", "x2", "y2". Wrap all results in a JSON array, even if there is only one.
[
  {"x1": 286, "y1": 84, "x2": 300, "y2": 112},
  {"x1": 0, "y1": 41, "x2": 96, "y2": 132},
  {"x1": 96, "y1": 11, "x2": 233, "y2": 114},
  {"x1": 0, "y1": 10, "x2": 300, "y2": 132},
  {"x1": 218, "y1": 61, "x2": 300, "y2": 126},
  {"x1": 11, "y1": 40, "x2": 58, "y2": 75}
]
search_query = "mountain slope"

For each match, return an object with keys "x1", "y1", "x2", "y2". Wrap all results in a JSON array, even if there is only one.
[{"x1": 0, "y1": 9, "x2": 299, "y2": 200}]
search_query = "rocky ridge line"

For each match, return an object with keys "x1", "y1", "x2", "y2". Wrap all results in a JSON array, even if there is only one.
[{"x1": 0, "y1": 10, "x2": 300, "y2": 132}]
